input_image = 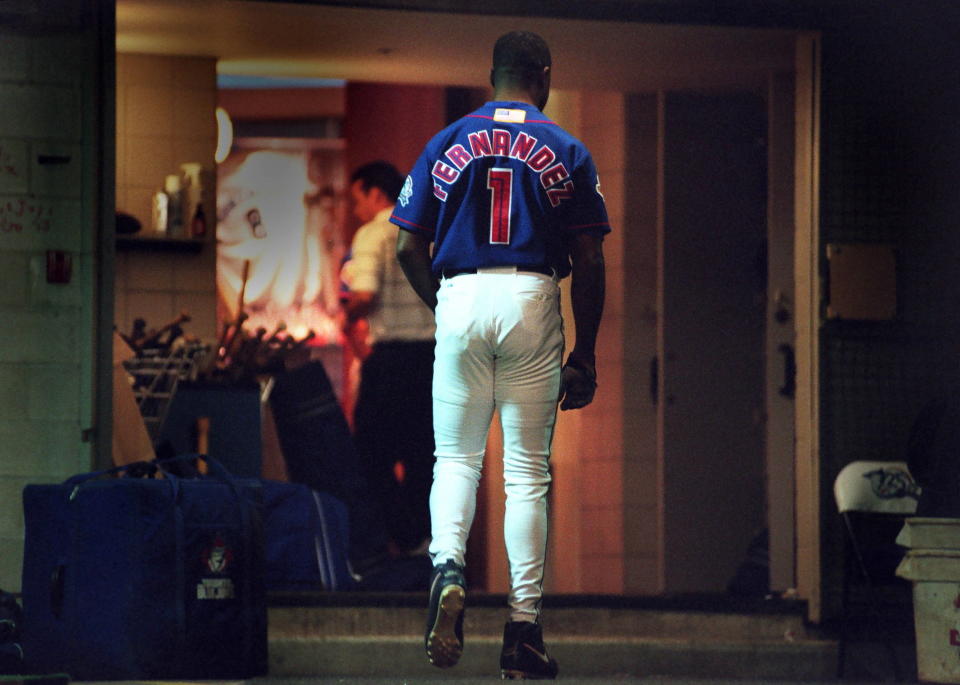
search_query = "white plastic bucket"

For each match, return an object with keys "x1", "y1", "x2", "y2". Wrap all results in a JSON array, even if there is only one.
[
  {"x1": 897, "y1": 537, "x2": 960, "y2": 682},
  {"x1": 897, "y1": 518, "x2": 960, "y2": 551}
]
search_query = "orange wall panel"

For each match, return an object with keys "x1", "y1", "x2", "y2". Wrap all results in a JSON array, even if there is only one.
[{"x1": 343, "y1": 82, "x2": 445, "y2": 237}]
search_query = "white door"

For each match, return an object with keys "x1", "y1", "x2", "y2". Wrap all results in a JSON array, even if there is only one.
[{"x1": 659, "y1": 90, "x2": 769, "y2": 592}]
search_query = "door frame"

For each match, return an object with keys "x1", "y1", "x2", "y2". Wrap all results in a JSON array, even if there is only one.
[
  {"x1": 792, "y1": 31, "x2": 823, "y2": 622},
  {"x1": 94, "y1": 0, "x2": 117, "y2": 470},
  {"x1": 765, "y1": 68, "x2": 797, "y2": 594}
]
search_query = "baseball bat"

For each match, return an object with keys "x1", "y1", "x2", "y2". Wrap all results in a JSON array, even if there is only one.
[
  {"x1": 135, "y1": 310, "x2": 191, "y2": 350},
  {"x1": 219, "y1": 311, "x2": 250, "y2": 362}
]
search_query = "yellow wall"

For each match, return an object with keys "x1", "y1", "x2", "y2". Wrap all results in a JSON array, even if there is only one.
[
  {"x1": 481, "y1": 90, "x2": 654, "y2": 595},
  {"x1": 115, "y1": 53, "x2": 218, "y2": 344}
]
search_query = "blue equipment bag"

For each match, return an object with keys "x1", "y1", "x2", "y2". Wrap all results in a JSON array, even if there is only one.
[
  {"x1": 262, "y1": 480, "x2": 355, "y2": 592},
  {"x1": 20, "y1": 455, "x2": 267, "y2": 680},
  {"x1": 0, "y1": 587, "x2": 23, "y2": 674}
]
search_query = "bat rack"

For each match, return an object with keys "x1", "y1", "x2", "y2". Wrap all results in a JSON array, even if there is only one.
[{"x1": 123, "y1": 342, "x2": 210, "y2": 444}]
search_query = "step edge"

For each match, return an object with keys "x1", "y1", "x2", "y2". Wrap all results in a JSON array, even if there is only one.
[{"x1": 269, "y1": 634, "x2": 837, "y2": 648}]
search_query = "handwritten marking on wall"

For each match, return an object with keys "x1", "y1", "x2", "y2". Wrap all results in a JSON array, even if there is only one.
[
  {"x1": 0, "y1": 197, "x2": 53, "y2": 234},
  {"x1": 0, "y1": 141, "x2": 28, "y2": 194},
  {"x1": 1, "y1": 147, "x2": 18, "y2": 177}
]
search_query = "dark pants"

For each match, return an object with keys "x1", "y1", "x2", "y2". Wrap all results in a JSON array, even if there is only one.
[{"x1": 353, "y1": 339, "x2": 435, "y2": 551}]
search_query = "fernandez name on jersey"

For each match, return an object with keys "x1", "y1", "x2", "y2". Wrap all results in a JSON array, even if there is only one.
[{"x1": 391, "y1": 101, "x2": 610, "y2": 279}]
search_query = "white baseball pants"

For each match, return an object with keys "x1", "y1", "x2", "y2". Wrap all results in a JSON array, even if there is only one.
[{"x1": 427, "y1": 267, "x2": 564, "y2": 623}]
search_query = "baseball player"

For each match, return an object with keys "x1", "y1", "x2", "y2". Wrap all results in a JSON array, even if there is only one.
[{"x1": 392, "y1": 31, "x2": 608, "y2": 680}]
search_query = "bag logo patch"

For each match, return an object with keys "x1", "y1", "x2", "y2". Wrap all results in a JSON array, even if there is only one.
[{"x1": 197, "y1": 534, "x2": 236, "y2": 600}]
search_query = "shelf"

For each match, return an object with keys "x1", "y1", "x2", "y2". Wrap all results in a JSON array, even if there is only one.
[{"x1": 116, "y1": 234, "x2": 207, "y2": 253}]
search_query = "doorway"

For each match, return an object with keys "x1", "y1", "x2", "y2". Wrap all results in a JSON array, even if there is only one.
[{"x1": 114, "y1": 0, "x2": 813, "y2": 599}]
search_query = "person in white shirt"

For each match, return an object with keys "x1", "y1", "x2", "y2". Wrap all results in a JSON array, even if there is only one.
[{"x1": 341, "y1": 161, "x2": 437, "y2": 558}]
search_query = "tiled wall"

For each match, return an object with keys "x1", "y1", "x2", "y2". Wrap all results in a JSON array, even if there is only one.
[
  {"x1": 471, "y1": 90, "x2": 627, "y2": 595},
  {"x1": 114, "y1": 54, "x2": 218, "y2": 343},
  {"x1": 0, "y1": 26, "x2": 99, "y2": 591},
  {"x1": 476, "y1": 91, "x2": 654, "y2": 596},
  {"x1": 567, "y1": 91, "x2": 629, "y2": 593}
]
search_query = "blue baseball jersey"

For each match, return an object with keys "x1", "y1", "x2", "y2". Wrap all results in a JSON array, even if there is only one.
[{"x1": 390, "y1": 101, "x2": 611, "y2": 279}]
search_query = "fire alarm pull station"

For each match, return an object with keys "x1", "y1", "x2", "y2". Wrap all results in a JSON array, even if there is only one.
[{"x1": 46, "y1": 250, "x2": 71, "y2": 284}]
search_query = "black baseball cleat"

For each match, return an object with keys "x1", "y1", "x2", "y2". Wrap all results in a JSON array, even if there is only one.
[
  {"x1": 425, "y1": 559, "x2": 466, "y2": 668},
  {"x1": 500, "y1": 620, "x2": 559, "y2": 680}
]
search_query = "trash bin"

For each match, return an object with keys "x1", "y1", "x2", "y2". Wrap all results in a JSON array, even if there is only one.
[{"x1": 896, "y1": 517, "x2": 960, "y2": 683}]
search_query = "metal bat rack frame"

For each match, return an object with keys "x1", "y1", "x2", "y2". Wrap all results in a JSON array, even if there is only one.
[{"x1": 124, "y1": 342, "x2": 211, "y2": 444}]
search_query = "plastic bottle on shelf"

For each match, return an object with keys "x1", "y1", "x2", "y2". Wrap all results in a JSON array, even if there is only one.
[
  {"x1": 164, "y1": 174, "x2": 184, "y2": 237},
  {"x1": 181, "y1": 162, "x2": 204, "y2": 238},
  {"x1": 151, "y1": 189, "x2": 168, "y2": 234},
  {"x1": 190, "y1": 203, "x2": 207, "y2": 238}
]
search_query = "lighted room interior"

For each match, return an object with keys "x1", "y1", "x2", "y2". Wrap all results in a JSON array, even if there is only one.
[{"x1": 114, "y1": 0, "x2": 809, "y2": 599}]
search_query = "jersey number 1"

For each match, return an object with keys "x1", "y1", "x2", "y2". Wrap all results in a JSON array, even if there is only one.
[{"x1": 487, "y1": 168, "x2": 512, "y2": 245}]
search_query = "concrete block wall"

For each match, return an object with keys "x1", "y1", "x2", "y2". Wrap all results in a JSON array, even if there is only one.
[
  {"x1": 115, "y1": 54, "x2": 218, "y2": 343},
  {"x1": 0, "y1": 28, "x2": 99, "y2": 592}
]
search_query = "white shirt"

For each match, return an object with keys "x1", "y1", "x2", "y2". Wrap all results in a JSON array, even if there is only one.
[{"x1": 343, "y1": 206, "x2": 436, "y2": 344}]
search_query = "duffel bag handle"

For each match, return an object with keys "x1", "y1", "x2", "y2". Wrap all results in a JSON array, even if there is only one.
[
  {"x1": 64, "y1": 458, "x2": 182, "y2": 502},
  {"x1": 64, "y1": 454, "x2": 252, "y2": 509},
  {"x1": 63, "y1": 453, "x2": 225, "y2": 497},
  {"x1": 65, "y1": 453, "x2": 229, "y2": 485},
  {"x1": 152, "y1": 453, "x2": 248, "y2": 502},
  {"x1": 64, "y1": 461, "x2": 143, "y2": 486}
]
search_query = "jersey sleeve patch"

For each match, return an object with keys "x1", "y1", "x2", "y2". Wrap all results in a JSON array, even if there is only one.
[{"x1": 398, "y1": 175, "x2": 414, "y2": 207}]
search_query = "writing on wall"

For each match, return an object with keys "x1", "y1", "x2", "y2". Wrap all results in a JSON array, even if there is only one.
[
  {"x1": 0, "y1": 144, "x2": 21, "y2": 179},
  {"x1": 0, "y1": 197, "x2": 53, "y2": 234},
  {"x1": 0, "y1": 141, "x2": 29, "y2": 195}
]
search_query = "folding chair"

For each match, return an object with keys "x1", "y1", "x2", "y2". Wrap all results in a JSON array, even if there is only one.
[{"x1": 833, "y1": 460, "x2": 920, "y2": 680}]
